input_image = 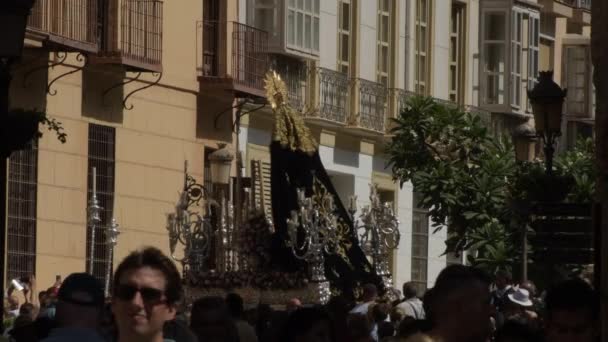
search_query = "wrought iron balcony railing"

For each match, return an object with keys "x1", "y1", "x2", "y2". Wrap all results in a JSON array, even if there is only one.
[
  {"x1": 353, "y1": 79, "x2": 387, "y2": 134},
  {"x1": 233, "y1": 22, "x2": 270, "y2": 95},
  {"x1": 27, "y1": 0, "x2": 99, "y2": 53},
  {"x1": 316, "y1": 68, "x2": 349, "y2": 124},
  {"x1": 94, "y1": 0, "x2": 163, "y2": 72},
  {"x1": 271, "y1": 55, "x2": 308, "y2": 111},
  {"x1": 198, "y1": 21, "x2": 269, "y2": 97}
]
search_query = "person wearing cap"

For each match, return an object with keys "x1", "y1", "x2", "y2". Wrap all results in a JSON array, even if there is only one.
[
  {"x1": 41, "y1": 272, "x2": 106, "y2": 342},
  {"x1": 111, "y1": 247, "x2": 183, "y2": 342}
]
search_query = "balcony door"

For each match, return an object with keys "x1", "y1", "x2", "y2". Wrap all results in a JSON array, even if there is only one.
[{"x1": 203, "y1": 0, "x2": 220, "y2": 76}]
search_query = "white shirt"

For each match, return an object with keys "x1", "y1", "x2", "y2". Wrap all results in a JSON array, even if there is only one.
[
  {"x1": 396, "y1": 297, "x2": 425, "y2": 320},
  {"x1": 350, "y1": 301, "x2": 373, "y2": 315}
]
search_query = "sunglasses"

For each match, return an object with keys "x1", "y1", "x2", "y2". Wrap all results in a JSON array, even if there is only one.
[{"x1": 115, "y1": 284, "x2": 165, "y2": 304}]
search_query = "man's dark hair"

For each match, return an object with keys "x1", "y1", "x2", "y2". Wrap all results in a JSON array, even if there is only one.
[
  {"x1": 279, "y1": 307, "x2": 334, "y2": 342},
  {"x1": 112, "y1": 247, "x2": 182, "y2": 304},
  {"x1": 495, "y1": 269, "x2": 512, "y2": 281},
  {"x1": 225, "y1": 293, "x2": 244, "y2": 318},
  {"x1": 424, "y1": 265, "x2": 491, "y2": 324},
  {"x1": 403, "y1": 282, "x2": 418, "y2": 299},
  {"x1": 545, "y1": 278, "x2": 599, "y2": 321},
  {"x1": 372, "y1": 302, "x2": 390, "y2": 323},
  {"x1": 361, "y1": 283, "x2": 378, "y2": 300}
]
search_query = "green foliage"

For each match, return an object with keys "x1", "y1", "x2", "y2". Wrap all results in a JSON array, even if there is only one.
[
  {"x1": 387, "y1": 96, "x2": 596, "y2": 272},
  {"x1": 2, "y1": 109, "x2": 67, "y2": 156}
]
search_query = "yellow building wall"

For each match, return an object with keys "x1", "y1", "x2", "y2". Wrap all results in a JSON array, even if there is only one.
[{"x1": 5, "y1": 0, "x2": 234, "y2": 288}]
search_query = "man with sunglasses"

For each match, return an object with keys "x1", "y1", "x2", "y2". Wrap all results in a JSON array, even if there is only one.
[{"x1": 112, "y1": 247, "x2": 183, "y2": 342}]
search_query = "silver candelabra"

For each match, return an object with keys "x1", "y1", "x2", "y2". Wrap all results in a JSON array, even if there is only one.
[
  {"x1": 167, "y1": 162, "x2": 215, "y2": 276},
  {"x1": 286, "y1": 188, "x2": 339, "y2": 303},
  {"x1": 87, "y1": 167, "x2": 102, "y2": 275},
  {"x1": 349, "y1": 184, "x2": 400, "y2": 293},
  {"x1": 104, "y1": 218, "x2": 120, "y2": 297}
]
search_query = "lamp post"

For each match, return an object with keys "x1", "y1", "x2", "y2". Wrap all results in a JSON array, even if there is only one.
[
  {"x1": 208, "y1": 145, "x2": 234, "y2": 273},
  {"x1": 527, "y1": 71, "x2": 567, "y2": 175},
  {"x1": 1, "y1": 0, "x2": 36, "y2": 322},
  {"x1": 512, "y1": 122, "x2": 537, "y2": 282}
]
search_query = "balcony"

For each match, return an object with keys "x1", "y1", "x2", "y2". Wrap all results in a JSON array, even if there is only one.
[
  {"x1": 271, "y1": 54, "x2": 308, "y2": 111},
  {"x1": 348, "y1": 79, "x2": 387, "y2": 135},
  {"x1": 26, "y1": 0, "x2": 99, "y2": 53},
  {"x1": 199, "y1": 22, "x2": 269, "y2": 98},
  {"x1": 305, "y1": 68, "x2": 350, "y2": 126},
  {"x1": 577, "y1": 0, "x2": 591, "y2": 10},
  {"x1": 92, "y1": 0, "x2": 163, "y2": 72}
]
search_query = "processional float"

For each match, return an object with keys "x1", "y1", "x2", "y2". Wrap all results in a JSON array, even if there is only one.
[{"x1": 167, "y1": 72, "x2": 400, "y2": 305}]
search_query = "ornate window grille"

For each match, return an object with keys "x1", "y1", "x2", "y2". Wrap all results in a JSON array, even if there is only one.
[
  {"x1": 271, "y1": 55, "x2": 308, "y2": 112},
  {"x1": 87, "y1": 124, "x2": 116, "y2": 283},
  {"x1": 7, "y1": 142, "x2": 38, "y2": 282}
]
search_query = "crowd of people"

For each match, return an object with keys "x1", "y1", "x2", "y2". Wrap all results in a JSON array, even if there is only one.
[{"x1": 1, "y1": 246, "x2": 599, "y2": 342}]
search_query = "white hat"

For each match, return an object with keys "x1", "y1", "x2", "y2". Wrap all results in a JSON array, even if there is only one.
[{"x1": 508, "y1": 288, "x2": 533, "y2": 307}]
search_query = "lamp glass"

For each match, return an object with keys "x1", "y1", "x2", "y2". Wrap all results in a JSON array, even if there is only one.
[{"x1": 210, "y1": 160, "x2": 231, "y2": 185}]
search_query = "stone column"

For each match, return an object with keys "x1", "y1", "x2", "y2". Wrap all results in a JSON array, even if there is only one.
[{"x1": 591, "y1": 2, "x2": 608, "y2": 341}]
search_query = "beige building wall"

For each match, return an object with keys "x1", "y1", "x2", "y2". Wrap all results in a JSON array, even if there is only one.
[{"x1": 6, "y1": 0, "x2": 231, "y2": 288}]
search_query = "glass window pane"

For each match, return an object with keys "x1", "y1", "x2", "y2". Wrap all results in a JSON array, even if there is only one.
[
  {"x1": 341, "y1": 3, "x2": 350, "y2": 31},
  {"x1": 382, "y1": 46, "x2": 389, "y2": 72},
  {"x1": 341, "y1": 33, "x2": 349, "y2": 62},
  {"x1": 485, "y1": 44, "x2": 505, "y2": 73},
  {"x1": 485, "y1": 13, "x2": 506, "y2": 40},
  {"x1": 305, "y1": 0, "x2": 312, "y2": 12},
  {"x1": 297, "y1": 12, "x2": 304, "y2": 47},
  {"x1": 450, "y1": 65, "x2": 456, "y2": 90},
  {"x1": 305, "y1": 15, "x2": 311, "y2": 49},
  {"x1": 314, "y1": 0, "x2": 320, "y2": 14},
  {"x1": 419, "y1": 26, "x2": 427, "y2": 53},
  {"x1": 420, "y1": 0, "x2": 427, "y2": 23},
  {"x1": 382, "y1": 16, "x2": 389, "y2": 42},
  {"x1": 313, "y1": 17, "x2": 319, "y2": 51},
  {"x1": 288, "y1": 10, "x2": 295, "y2": 45},
  {"x1": 289, "y1": 0, "x2": 296, "y2": 8},
  {"x1": 298, "y1": 0, "x2": 304, "y2": 10},
  {"x1": 450, "y1": 37, "x2": 456, "y2": 62}
]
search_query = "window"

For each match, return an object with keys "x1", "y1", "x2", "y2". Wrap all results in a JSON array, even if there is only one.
[
  {"x1": 526, "y1": 14, "x2": 539, "y2": 112},
  {"x1": 287, "y1": 0, "x2": 320, "y2": 54},
  {"x1": 415, "y1": 0, "x2": 432, "y2": 95},
  {"x1": 338, "y1": 0, "x2": 352, "y2": 75},
  {"x1": 411, "y1": 192, "x2": 429, "y2": 294},
  {"x1": 377, "y1": 0, "x2": 391, "y2": 87},
  {"x1": 6, "y1": 142, "x2": 38, "y2": 282},
  {"x1": 449, "y1": 3, "x2": 466, "y2": 104},
  {"x1": 482, "y1": 11, "x2": 507, "y2": 105},
  {"x1": 511, "y1": 10, "x2": 523, "y2": 108},
  {"x1": 254, "y1": 0, "x2": 277, "y2": 36},
  {"x1": 87, "y1": 124, "x2": 116, "y2": 283},
  {"x1": 563, "y1": 45, "x2": 592, "y2": 118}
]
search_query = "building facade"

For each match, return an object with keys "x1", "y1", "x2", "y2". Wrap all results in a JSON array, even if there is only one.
[{"x1": 4, "y1": 0, "x2": 593, "y2": 295}]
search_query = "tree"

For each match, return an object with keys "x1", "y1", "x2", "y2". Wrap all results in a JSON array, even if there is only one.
[{"x1": 387, "y1": 96, "x2": 595, "y2": 274}]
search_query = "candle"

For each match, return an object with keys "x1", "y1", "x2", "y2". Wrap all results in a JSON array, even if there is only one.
[{"x1": 92, "y1": 167, "x2": 97, "y2": 195}]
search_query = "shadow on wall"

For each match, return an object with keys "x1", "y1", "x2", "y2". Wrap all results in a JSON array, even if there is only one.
[
  {"x1": 9, "y1": 49, "x2": 49, "y2": 111},
  {"x1": 81, "y1": 66, "x2": 126, "y2": 124},
  {"x1": 196, "y1": 89, "x2": 233, "y2": 144}
]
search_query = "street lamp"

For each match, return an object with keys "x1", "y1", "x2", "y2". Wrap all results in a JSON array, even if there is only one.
[
  {"x1": 513, "y1": 122, "x2": 537, "y2": 163},
  {"x1": 527, "y1": 71, "x2": 567, "y2": 174},
  {"x1": 1, "y1": 0, "x2": 37, "y2": 324},
  {"x1": 208, "y1": 144, "x2": 234, "y2": 185}
]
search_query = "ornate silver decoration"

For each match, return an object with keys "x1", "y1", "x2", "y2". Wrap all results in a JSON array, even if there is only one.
[
  {"x1": 349, "y1": 184, "x2": 400, "y2": 296},
  {"x1": 286, "y1": 188, "x2": 339, "y2": 304}
]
